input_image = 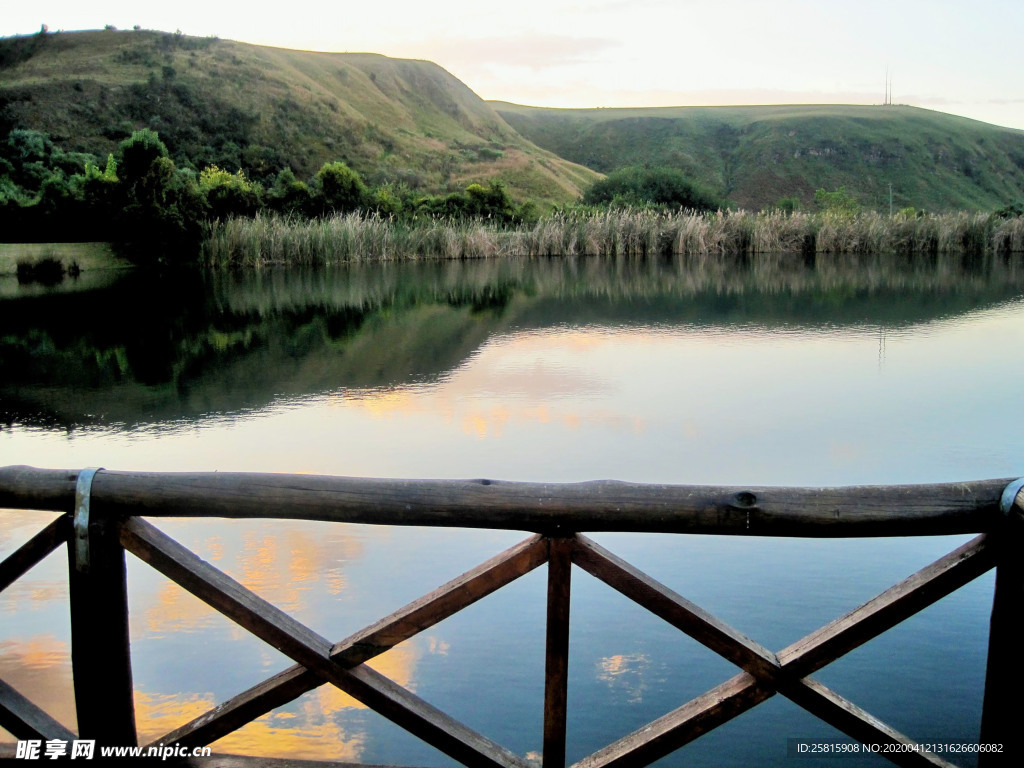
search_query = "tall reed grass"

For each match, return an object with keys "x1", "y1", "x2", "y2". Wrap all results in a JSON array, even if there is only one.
[{"x1": 202, "y1": 210, "x2": 1024, "y2": 267}]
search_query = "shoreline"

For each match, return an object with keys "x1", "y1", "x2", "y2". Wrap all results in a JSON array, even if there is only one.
[{"x1": 0, "y1": 242, "x2": 133, "y2": 275}]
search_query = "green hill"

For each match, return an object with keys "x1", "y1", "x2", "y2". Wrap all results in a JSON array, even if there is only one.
[
  {"x1": 5, "y1": 29, "x2": 1024, "y2": 214},
  {"x1": 492, "y1": 102, "x2": 1024, "y2": 212},
  {"x1": 0, "y1": 29, "x2": 599, "y2": 206}
]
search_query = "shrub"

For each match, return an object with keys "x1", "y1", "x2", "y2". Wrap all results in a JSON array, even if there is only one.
[
  {"x1": 199, "y1": 165, "x2": 262, "y2": 219},
  {"x1": 583, "y1": 166, "x2": 723, "y2": 212},
  {"x1": 771, "y1": 196, "x2": 801, "y2": 214},
  {"x1": 267, "y1": 168, "x2": 312, "y2": 216},
  {"x1": 413, "y1": 180, "x2": 523, "y2": 224},
  {"x1": 994, "y1": 201, "x2": 1024, "y2": 219},
  {"x1": 117, "y1": 129, "x2": 169, "y2": 185},
  {"x1": 814, "y1": 186, "x2": 860, "y2": 215},
  {"x1": 16, "y1": 257, "x2": 66, "y2": 285},
  {"x1": 368, "y1": 184, "x2": 406, "y2": 217},
  {"x1": 313, "y1": 161, "x2": 367, "y2": 215},
  {"x1": 115, "y1": 146, "x2": 207, "y2": 257}
]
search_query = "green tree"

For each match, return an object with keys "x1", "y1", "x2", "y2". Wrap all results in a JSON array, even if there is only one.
[
  {"x1": 35, "y1": 170, "x2": 72, "y2": 217},
  {"x1": 4, "y1": 129, "x2": 53, "y2": 166},
  {"x1": 993, "y1": 200, "x2": 1024, "y2": 219},
  {"x1": 314, "y1": 161, "x2": 367, "y2": 215},
  {"x1": 367, "y1": 183, "x2": 407, "y2": 218},
  {"x1": 465, "y1": 181, "x2": 517, "y2": 223},
  {"x1": 199, "y1": 165, "x2": 262, "y2": 219},
  {"x1": 814, "y1": 186, "x2": 860, "y2": 215},
  {"x1": 69, "y1": 154, "x2": 120, "y2": 237},
  {"x1": 116, "y1": 129, "x2": 169, "y2": 187},
  {"x1": 771, "y1": 196, "x2": 801, "y2": 214},
  {"x1": 583, "y1": 166, "x2": 723, "y2": 212},
  {"x1": 0, "y1": 172, "x2": 24, "y2": 207},
  {"x1": 114, "y1": 131, "x2": 206, "y2": 255},
  {"x1": 267, "y1": 168, "x2": 312, "y2": 217},
  {"x1": 2, "y1": 130, "x2": 57, "y2": 192},
  {"x1": 412, "y1": 180, "x2": 525, "y2": 224}
]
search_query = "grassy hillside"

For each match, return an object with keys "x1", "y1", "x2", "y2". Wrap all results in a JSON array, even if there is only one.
[
  {"x1": 6, "y1": 29, "x2": 1024, "y2": 214},
  {"x1": 492, "y1": 102, "x2": 1024, "y2": 212},
  {"x1": 0, "y1": 29, "x2": 599, "y2": 206}
]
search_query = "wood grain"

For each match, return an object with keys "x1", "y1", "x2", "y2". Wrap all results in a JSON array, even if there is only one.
[{"x1": 0, "y1": 466, "x2": 1011, "y2": 536}]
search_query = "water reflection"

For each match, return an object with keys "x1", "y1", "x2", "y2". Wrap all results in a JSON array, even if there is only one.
[
  {"x1": 1, "y1": 252, "x2": 1023, "y2": 764},
  {"x1": 2, "y1": 251, "x2": 1022, "y2": 432}
]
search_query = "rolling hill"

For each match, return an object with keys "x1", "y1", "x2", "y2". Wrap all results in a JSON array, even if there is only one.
[
  {"x1": 0, "y1": 28, "x2": 599, "y2": 206},
  {"x1": 492, "y1": 102, "x2": 1024, "y2": 212},
  {"x1": 4, "y1": 28, "x2": 1024, "y2": 213}
]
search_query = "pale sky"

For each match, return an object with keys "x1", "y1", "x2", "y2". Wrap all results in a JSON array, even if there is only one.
[{"x1": 6, "y1": 1, "x2": 1024, "y2": 131}]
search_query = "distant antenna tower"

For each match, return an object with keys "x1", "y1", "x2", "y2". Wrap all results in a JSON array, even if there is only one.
[{"x1": 884, "y1": 67, "x2": 893, "y2": 106}]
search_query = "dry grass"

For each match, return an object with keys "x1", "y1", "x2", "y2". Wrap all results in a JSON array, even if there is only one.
[{"x1": 202, "y1": 210, "x2": 1024, "y2": 267}]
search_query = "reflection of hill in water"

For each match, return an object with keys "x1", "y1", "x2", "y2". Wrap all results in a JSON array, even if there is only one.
[{"x1": 2, "y1": 252, "x2": 1022, "y2": 430}]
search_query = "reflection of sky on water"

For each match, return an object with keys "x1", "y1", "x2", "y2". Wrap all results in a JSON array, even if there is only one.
[
  {"x1": 0, "y1": 512, "x2": 524, "y2": 760},
  {"x1": 5, "y1": 302, "x2": 1024, "y2": 487},
  {"x1": 2, "y1": 266, "x2": 1023, "y2": 763}
]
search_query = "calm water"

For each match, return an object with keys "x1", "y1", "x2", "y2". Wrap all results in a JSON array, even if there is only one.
[{"x1": 2, "y1": 251, "x2": 1024, "y2": 766}]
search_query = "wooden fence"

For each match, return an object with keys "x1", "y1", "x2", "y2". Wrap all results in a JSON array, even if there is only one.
[{"x1": 1, "y1": 466, "x2": 1022, "y2": 767}]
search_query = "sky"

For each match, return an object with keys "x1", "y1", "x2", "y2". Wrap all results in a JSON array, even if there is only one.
[{"x1": 6, "y1": 1, "x2": 1024, "y2": 131}]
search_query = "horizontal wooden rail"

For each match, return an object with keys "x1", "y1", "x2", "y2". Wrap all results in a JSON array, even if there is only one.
[{"x1": 0, "y1": 466, "x2": 1014, "y2": 536}]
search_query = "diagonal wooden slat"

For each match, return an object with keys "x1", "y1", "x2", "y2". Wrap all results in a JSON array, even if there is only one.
[
  {"x1": 571, "y1": 535, "x2": 990, "y2": 768},
  {"x1": 120, "y1": 517, "x2": 528, "y2": 768},
  {"x1": 781, "y1": 677, "x2": 960, "y2": 768},
  {"x1": 328, "y1": 662, "x2": 530, "y2": 768},
  {"x1": 153, "y1": 664, "x2": 317, "y2": 750},
  {"x1": 0, "y1": 515, "x2": 69, "y2": 594},
  {"x1": 120, "y1": 516, "x2": 331, "y2": 658},
  {"x1": 571, "y1": 673, "x2": 774, "y2": 768},
  {"x1": 572, "y1": 535, "x2": 780, "y2": 680},
  {"x1": 0, "y1": 676, "x2": 77, "y2": 742},
  {"x1": 151, "y1": 534, "x2": 548, "y2": 748},
  {"x1": 778, "y1": 533, "x2": 995, "y2": 676},
  {"x1": 335, "y1": 534, "x2": 548, "y2": 665}
]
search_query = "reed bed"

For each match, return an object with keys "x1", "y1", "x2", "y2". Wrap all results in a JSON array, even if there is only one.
[{"x1": 202, "y1": 210, "x2": 1024, "y2": 266}]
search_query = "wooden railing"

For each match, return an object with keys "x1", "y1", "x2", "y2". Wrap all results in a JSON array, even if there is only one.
[{"x1": 1, "y1": 466, "x2": 1022, "y2": 767}]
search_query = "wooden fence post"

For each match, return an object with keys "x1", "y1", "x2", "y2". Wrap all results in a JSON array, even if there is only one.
[
  {"x1": 543, "y1": 536, "x2": 573, "y2": 768},
  {"x1": 978, "y1": 480, "x2": 1024, "y2": 766},
  {"x1": 67, "y1": 469, "x2": 136, "y2": 746}
]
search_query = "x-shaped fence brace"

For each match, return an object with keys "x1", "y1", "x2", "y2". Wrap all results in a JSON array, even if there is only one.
[{"x1": 0, "y1": 509, "x2": 1004, "y2": 768}]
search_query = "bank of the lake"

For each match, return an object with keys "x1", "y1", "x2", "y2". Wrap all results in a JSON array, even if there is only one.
[
  {"x1": 0, "y1": 242, "x2": 131, "y2": 276},
  {"x1": 202, "y1": 209, "x2": 1024, "y2": 266}
]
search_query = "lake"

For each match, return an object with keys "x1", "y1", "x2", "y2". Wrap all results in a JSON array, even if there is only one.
[{"x1": 2, "y1": 250, "x2": 1024, "y2": 766}]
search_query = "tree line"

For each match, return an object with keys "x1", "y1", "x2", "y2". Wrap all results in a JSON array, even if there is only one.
[
  {"x1": 8, "y1": 125, "x2": 1016, "y2": 265},
  {"x1": 0, "y1": 127, "x2": 537, "y2": 260}
]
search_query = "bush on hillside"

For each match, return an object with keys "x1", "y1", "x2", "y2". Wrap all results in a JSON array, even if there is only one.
[
  {"x1": 117, "y1": 129, "x2": 169, "y2": 186},
  {"x1": 814, "y1": 186, "x2": 860, "y2": 215},
  {"x1": 583, "y1": 166, "x2": 723, "y2": 212},
  {"x1": 994, "y1": 201, "x2": 1024, "y2": 218},
  {"x1": 267, "y1": 168, "x2": 312, "y2": 216},
  {"x1": 413, "y1": 180, "x2": 528, "y2": 225},
  {"x1": 200, "y1": 165, "x2": 262, "y2": 220},
  {"x1": 313, "y1": 162, "x2": 368, "y2": 216}
]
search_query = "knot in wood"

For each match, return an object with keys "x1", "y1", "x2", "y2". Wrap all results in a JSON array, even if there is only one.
[{"x1": 732, "y1": 491, "x2": 757, "y2": 509}]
